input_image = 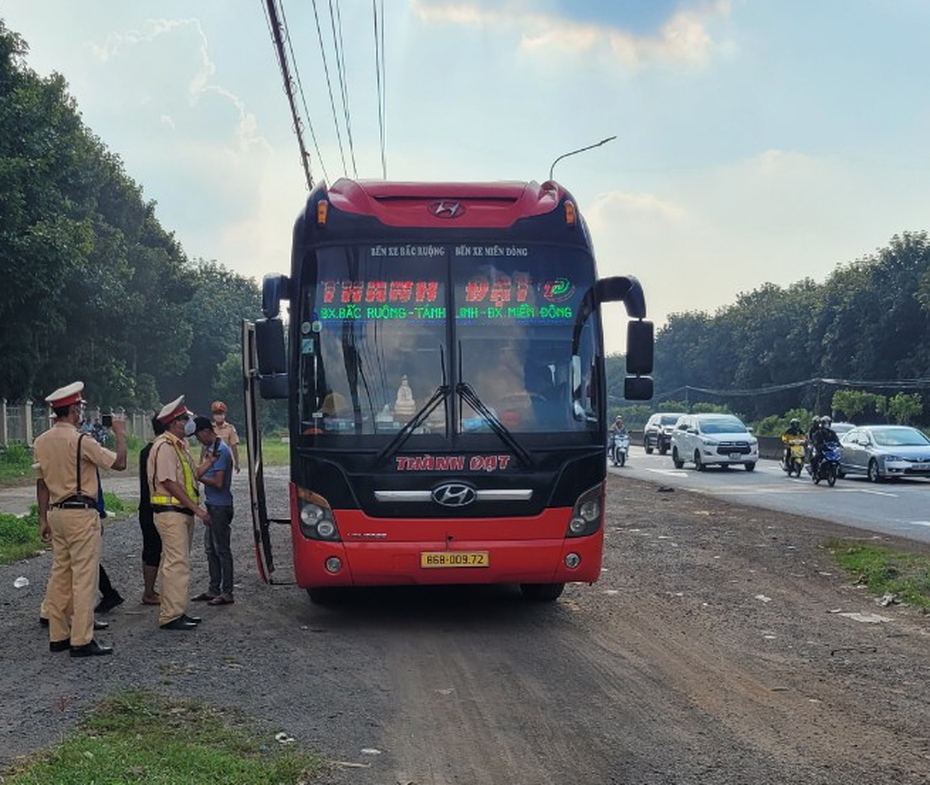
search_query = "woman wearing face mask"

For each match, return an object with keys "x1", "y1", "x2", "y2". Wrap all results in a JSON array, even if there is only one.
[{"x1": 147, "y1": 396, "x2": 210, "y2": 631}]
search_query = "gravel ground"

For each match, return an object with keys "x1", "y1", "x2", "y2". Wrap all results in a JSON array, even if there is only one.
[{"x1": 3, "y1": 467, "x2": 930, "y2": 783}]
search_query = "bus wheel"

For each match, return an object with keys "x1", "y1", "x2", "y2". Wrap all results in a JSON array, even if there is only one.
[
  {"x1": 307, "y1": 587, "x2": 338, "y2": 605},
  {"x1": 520, "y1": 583, "x2": 565, "y2": 602}
]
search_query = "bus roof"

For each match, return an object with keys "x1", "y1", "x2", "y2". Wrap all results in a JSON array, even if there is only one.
[{"x1": 320, "y1": 178, "x2": 571, "y2": 229}]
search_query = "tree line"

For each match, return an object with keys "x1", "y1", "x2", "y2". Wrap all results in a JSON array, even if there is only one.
[
  {"x1": 0, "y1": 21, "x2": 262, "y2": 423},
  {"x1": 609, "y1": 230, "x2": 930, "y2": 428}
]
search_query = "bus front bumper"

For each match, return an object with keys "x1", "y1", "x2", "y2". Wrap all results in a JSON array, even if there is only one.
[{"x1": 291, "y1": 532, "x2": 604, "y2": 589}]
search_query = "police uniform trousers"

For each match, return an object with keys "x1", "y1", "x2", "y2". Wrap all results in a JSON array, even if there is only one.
[
  {"x1": 153, "y1": 510, "x2": 195, "y2": 626},
  {"x1": 46, "y1": 507, "x2": 101, "y2": 646}
]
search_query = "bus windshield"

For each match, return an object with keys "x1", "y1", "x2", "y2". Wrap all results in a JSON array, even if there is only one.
[{"x1": 297, "y1": 242, "x2": 600, "y2": 439}]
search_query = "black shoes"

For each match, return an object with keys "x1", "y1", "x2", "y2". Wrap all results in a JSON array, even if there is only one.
[
  {"x1": 50, "y1": 639, "x2": 70, "y2": 652},
  {"x1": 181, "y1": 614, "x2": 201, "y2": 625},
  {"x1": 95, "y1": 592, "x2": 125, "y2": 614},
  {"x1": 70, "y1": 640, "x2": 113, "y2": 657},
  {"x1": 161, "y1": 616, "x2": 197, "y2": 631}
]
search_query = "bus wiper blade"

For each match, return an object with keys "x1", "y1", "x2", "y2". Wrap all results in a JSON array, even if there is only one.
[
  {"x1": 372, "y1": 385, "x2": 450, "y2": 468},
  {"x1": 456, "y1": 382, "x2": 533, "y2": 468}
]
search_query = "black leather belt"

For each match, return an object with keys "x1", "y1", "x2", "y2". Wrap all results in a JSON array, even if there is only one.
[
  {"x1": 152, "y1": 504, "x2": 192, "y2": 514},
  {"x1": 52, "y1": 495, "x2": 97, "y2": 509}
]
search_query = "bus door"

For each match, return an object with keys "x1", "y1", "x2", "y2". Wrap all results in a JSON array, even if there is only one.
[{"x1": 242, "y1": 320, "x2": 283, "y2": 584}]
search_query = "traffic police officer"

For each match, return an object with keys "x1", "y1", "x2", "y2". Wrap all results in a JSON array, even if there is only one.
[
  {"x1": 148, "y1": 396, "x2": 209, "y2": 630},
  {"x1": 34, "y1": 382, "x2": 127, "y2": 657},
  {"x1": 211, "y1": 400, "x2": 240, "y2": 473}
]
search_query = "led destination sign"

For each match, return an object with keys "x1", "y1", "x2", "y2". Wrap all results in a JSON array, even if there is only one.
[{"x1": 315, "y1": 244, "x2": 579, "y2": 324}]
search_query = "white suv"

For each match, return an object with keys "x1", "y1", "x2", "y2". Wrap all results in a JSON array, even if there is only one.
[{"x1": 670, "y1": 414, "x2": 759, "y2": 471}]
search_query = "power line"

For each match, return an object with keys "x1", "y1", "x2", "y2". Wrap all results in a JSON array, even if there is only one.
[
  {"x1": 329, "y1": 0, "x2": 357, "y2": 177},
  {"x1": 278, "y1": 0, "x2": 330, "y2": 184},
  {"x1": 311, "y1": 0, "x2": 348, "y2": 175},
  {"x1": 658, "y1": 377, "x2": 930, "y2": 401},
  {"x1": 373, "y1": 0, "x2": 387, "y2": 178},
  {"x1": 264, "y1": 0, "x2": 313, "y2": 189}
]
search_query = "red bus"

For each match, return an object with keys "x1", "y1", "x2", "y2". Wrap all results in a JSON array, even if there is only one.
[{"x1": 243, "y1": 178, "x2": 653, "y2": 602}]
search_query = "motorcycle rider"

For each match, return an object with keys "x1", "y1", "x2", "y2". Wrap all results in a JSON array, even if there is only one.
[
  {"x1": 780, "y1": 418, "x2": 805, "y2": 467},
  {"x1": 810, "y1": 416, "x2": 839, "y2": 476},
  {"x1": 608, "y1": 415, "x2": 627, "y2": 460}
]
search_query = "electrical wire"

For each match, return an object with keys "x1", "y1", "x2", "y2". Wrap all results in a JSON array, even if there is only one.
[
  {"x1": 373, "y1": 0, "x2": 387, "y2": 178},
  {"x1": 311, "y1": 0, "x2": 348, "y2": 176},
  {"x1": 264, "y1": 0, "x2": 314, "y2": 188},
  {"x1": 278, "y1": 0, "x2": 331, "y2": 183},
  {"x1": 330, "y1": 0, "x2": 357, "y2": 177}
]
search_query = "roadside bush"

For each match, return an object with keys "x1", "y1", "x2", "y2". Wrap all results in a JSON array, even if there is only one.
[
  {"x1": 0, "y1": 507, "x2": 43, "y2": 563},
  {"x1": 0, "y1": 442, "x2": 33, "y2": 483}
]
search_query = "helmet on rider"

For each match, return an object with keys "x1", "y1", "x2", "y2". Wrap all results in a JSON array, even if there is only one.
[
  {"x1": 821, "y1": 416, "x2": 832, "y2": 426},
  {"x1": 789, "y1": 418, "x2": 800, "y2": 427}
]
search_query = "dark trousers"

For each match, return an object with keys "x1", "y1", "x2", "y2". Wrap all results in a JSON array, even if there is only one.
[
  {"x1": 204, "y1": 505, "x2": 234, "y2": 596},
  {"x1": 139, "y1": 507, "x2": 163, "y2": 567}
]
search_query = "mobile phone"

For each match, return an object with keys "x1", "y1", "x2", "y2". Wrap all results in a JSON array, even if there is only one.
[
  {"x1": 212, "y1": 440, "x2": 221, "y2": 454},
  {"x1": 101, "y1": 413, "x2": 113, "y2": 428}
]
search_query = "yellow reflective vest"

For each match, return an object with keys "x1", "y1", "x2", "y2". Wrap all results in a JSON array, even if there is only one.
[{"x1": 149, "y1": 433, "x2": 199, "y2": 507}]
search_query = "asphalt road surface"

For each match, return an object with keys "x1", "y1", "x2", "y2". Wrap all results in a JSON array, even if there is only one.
[
  {"x1": 3, "y1": 467, "x2": 930, "y2": 784},
  {"x1": 614, "y1": 445, "x2": 930, "y2": 544}
]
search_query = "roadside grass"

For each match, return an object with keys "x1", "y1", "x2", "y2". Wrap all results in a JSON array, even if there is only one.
[
  {"x1": 826, "y1": 539, "x2": 930, "y2": 609},
  {"x1": 0, "y1": 443, "x2": 34, "y2": 484},
  {"x1": 255, "y1": 436, "x2": 289, "y2": 466},
  {"x1": 3, "y1": 688, "x2": 326, "y2": 784},
  {"x1": 0, "y1": 494, "x2": 134, "y2": 566},
  {"x1": 0, "y1": 506, "x2": 42, "y2": 563}
]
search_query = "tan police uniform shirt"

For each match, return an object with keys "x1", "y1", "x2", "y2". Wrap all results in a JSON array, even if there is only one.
[
  {"x1": 33, "y1": 422, "x2": 117, "y2": 500},
  {"x1": 147, "y1": 432, "x2": 197, "y2": 505},
  {"x1": 214, "y1": 420, "x2": 239, "y2": 448}
]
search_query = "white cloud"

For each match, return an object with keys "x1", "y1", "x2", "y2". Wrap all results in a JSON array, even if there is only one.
[
  {"x1": 411, "y1": 0, "x2": 731, "y2": 67},
  {"x1": 584, "y1": 146, "x2": 925, "y2": 353}
]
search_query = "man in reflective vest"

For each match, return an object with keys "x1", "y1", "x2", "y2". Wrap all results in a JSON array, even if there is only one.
[
  {"x1": 148, "y1": 396, "x2": 210, "y2": 630},
  {"x1": 34, "y1": 381, "x2": 127, "y2": 657}
]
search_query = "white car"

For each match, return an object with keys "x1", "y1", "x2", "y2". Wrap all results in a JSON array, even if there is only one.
[{"x1": 670, "y1": 413, "x2": 759, "y2": 471}]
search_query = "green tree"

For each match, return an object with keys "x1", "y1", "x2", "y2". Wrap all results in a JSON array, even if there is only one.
[{"x1": 887, "y1": 393, "x2": 922, "y2": 425}]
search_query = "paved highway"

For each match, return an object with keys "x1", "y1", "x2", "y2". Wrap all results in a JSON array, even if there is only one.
[{"x1": 610, "y1": 444, "x2": 930, "y2": 544}]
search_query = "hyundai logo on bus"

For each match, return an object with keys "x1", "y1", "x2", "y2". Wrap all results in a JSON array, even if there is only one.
[
  {"x1": 431, "y1": 482, "x2": 478, "y2": 508},
  {"x1": 429, "y1": 200, "x2": 465, "y2": 219}
]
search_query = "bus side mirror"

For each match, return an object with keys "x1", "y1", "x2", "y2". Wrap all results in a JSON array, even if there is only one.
[
  {"x1": 626, "y1": 320, "x2": 653, "y2": 375},
  {"x1": 624, "y1": 376, "x2": 653, "y2": 401},
  {"x1": 262, "y1": 274, "x2": 290, "y2": 319},
  {"x1": 255, "y1": 318, "x2": 288, "y2": 400},
  {"x1": 623, "y1": 320, "x2": 653, "y2": 401}
]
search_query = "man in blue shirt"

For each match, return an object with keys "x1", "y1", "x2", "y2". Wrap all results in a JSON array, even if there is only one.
[{"x1": 191, "y1": 416, "x2": 235, "y2": 605}]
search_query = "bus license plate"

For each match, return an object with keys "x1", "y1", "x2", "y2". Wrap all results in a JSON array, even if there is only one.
[{"x1": 420, "y1": 551, "x2": 489, "y2": 568}]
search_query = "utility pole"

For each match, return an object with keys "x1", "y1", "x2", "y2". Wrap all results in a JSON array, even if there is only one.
[{"x1": 266, "y1": 0, "x2": 313, "y2": 190}]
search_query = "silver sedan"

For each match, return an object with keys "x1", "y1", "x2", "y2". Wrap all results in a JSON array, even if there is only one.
[{"x1": 839, "y1": 425, "x2": 930, "y2": 482}]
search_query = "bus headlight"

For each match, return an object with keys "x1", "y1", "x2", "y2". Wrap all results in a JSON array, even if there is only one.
[
  {"x1": 566, "y1": 483, "x2": 603, "y2": 538},
  {"x1": 297, "y1": 488, "x2": 340, "y2": 541}
]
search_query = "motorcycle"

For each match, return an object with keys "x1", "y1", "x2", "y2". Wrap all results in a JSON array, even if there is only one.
[
  {"x1": 806, "y1": 441, "x2": 841, "y2": 487},
  {"x1": 780, "y1": 437, "x2": 806, "y2": 478},
  {"x1": 608, "y1": 432, "x2": 630, "y2": 467}
]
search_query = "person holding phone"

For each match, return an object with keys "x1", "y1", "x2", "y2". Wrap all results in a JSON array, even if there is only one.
[{"x1": 191, "y1": 416, "x2": 235, "y2": 605}]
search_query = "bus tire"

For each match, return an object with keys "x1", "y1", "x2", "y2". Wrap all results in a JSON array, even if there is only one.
[
  {"x1": 520, "y1": 583, "x2": 565, "y2": 602},
  {"x1": 307, "y1": 587, "x2": 338, "y2": 606}
]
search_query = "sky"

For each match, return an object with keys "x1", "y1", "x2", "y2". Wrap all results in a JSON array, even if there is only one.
[{"x1": 3, "y1": 0, "x2": 930, "y2": 355}]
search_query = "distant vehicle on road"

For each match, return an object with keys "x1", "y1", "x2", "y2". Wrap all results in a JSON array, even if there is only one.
[
  {"x1": 670, "y1": 413, "x2": 759, "y2": 471},
  {"x1": 838, "y1": 425, "x2": 930, "y2": 482},
  {"x1": 643, "y1": 412, "x2": 686, "y2": 455},
  {"x1": 831, "y1": 422, "x2": 855, "y2": 438}
]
